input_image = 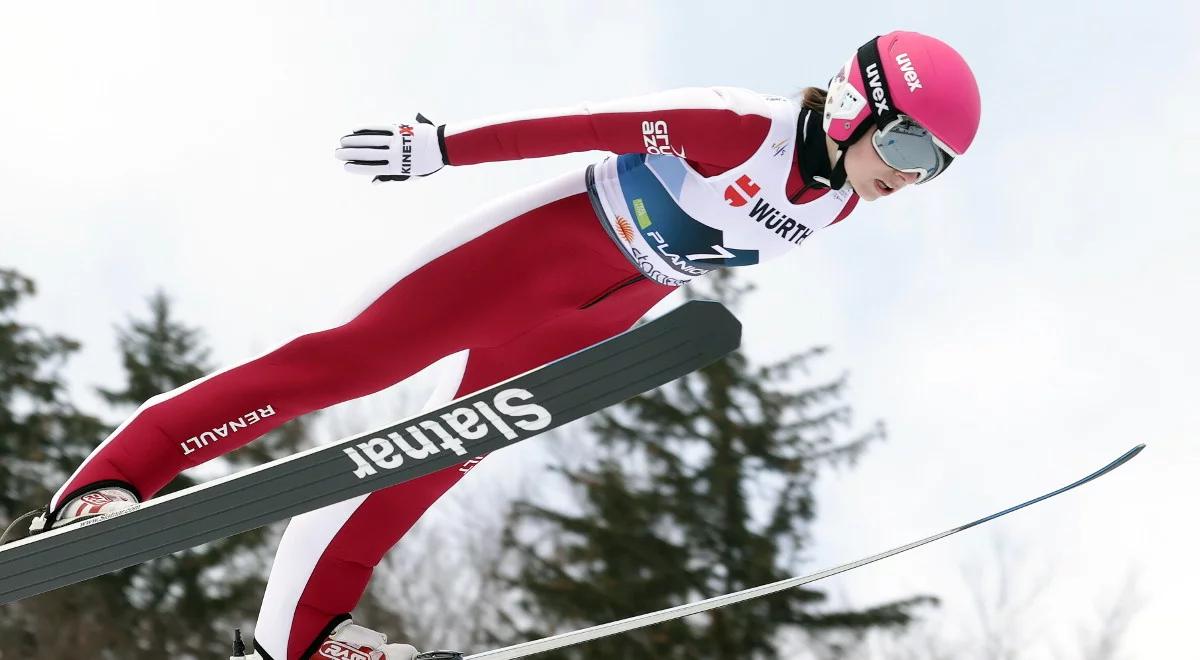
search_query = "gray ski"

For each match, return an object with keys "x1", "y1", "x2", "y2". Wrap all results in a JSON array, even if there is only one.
[
  {"x1": 463, "y1": 443, "x2": 1145, "y2": 660},
  {"x1": 0, "y1": 300, "x2": 741, "y2": 606}
]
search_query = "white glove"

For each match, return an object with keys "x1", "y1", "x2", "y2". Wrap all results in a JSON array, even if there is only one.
[{"x1": 336, "y1": 114, "x2": 446, "y2": 183}]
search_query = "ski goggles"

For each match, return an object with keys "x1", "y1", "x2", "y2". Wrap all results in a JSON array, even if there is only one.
[{"x1": 871, "y1": 116, "x2": 955, "y2": 184}]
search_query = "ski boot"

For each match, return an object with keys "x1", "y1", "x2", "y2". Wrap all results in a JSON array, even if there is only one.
[
  {"x1": 0, "y1": 486, "x2": 139, "y2": 545},
  {"x1": 229, "y1": 623, "x2": 464, "y2": 660}
]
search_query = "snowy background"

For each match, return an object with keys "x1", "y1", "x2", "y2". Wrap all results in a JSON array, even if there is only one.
[{"x1": 2, "y1": 1, "x2": 1196, "y2": 657}]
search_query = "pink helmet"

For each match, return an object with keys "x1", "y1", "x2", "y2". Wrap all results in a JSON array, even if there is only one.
[{"x1": 824, "y1": 31, "x2": 981, "y2": 159}]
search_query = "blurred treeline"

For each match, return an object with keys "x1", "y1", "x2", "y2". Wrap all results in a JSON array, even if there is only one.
[{"x1": 0, "y1": 268, "x2": 1137, "y2": 659}]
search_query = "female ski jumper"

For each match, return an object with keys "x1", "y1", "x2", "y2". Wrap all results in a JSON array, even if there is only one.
[{"x1": 48, "y1": 86, "x2": 859, "y2": 660}]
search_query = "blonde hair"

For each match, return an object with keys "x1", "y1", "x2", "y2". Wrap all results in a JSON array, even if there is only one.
[{"x1": 800, "y1": 86, "x2": 828, "y2": 113}]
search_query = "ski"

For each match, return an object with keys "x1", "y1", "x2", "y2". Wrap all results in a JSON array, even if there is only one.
[
  {"x1": 0, "y1": 300, "x2": 741, "y2": 606},
  {"x1": 464, "y1": 444, "x2": 1145, "y2": 660}
]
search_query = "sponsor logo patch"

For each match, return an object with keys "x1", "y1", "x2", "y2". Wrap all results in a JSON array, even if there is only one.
[
  {"x1": 641, "y1": 120, "x2": 686, "y2": 158},
  {"x1": 746, "y1": 199, "x2": 814, "y2": 245},
  {"x1": 397, "y1": 124, "x2": 415, "y2": 174},
  {"x1": 644, "y1": 231, "x2": 706, "y2": 276},
  {"x1": 343, "y1": 389, "x2": 552, "y2": 479},
  {"x1": 615, "y1": 216, "x2": 636, "y2": 243},
  {"x1": 180, "y1": 406, "x2": 277, "y2": 456},
  {"x1": 80, "y1": 493, "x2": 115, "y2": 507},
  {"x1": 724, "y1": 175, "x2": 761, "y2": 208},
  {"x1": 317, "y1": 640, "x2": 371, "y2": 660},
  {"x1": 628, "y1": 246, "x2": 687, "y2": 286},
  {"x1": 77, "y1": 503, "x2": 141, "y2": 528},
  {"x1": 632, "y1": 198, "x2": 653, "y2": 229},
  {"x1": 723, "y1": 174, "x2": 814, "y2": 245}
]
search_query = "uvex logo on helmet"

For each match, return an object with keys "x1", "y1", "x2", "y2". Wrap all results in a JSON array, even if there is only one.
[
  {"x1": 895, "y1": 53, "x2": 923, "y2": 92},
  {"x1": 864, "y1": 62, "x2": 891, "y2": 115}
]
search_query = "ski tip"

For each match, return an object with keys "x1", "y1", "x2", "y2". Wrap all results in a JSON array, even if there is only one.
[{"x1": 1100, "y1": 444, "x2": 1145, "y2": 476}]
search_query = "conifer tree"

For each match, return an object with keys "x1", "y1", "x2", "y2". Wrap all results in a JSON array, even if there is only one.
[
  {"x1": 494, "y1": 272, "x2": 933, "y2": 659},
  {"x1": 91, "y1": 290, "x2": 312, "y2": 656},
  {"x1": 0, "y1": 269, "x2": 102, "y2": 517},
  {"x1": 0, "y1": 274, "x2": 313, "y2": 658}
]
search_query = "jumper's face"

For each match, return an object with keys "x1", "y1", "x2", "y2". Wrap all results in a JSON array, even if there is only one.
[{"x1": 842, "y1": 130, "x2": 921, "y2": 201}]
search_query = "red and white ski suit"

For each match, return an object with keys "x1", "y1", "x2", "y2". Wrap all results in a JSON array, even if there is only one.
[{"x1": 51, "y1": 87, "x2": 858, "y2": 659}]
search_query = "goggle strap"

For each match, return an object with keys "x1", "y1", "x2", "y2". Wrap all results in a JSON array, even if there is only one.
[{"x1": 855, "y1": 37, "x2": 902, "y2": 132}]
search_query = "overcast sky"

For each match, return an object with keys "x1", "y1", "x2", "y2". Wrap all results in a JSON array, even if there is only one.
[{"x1": 2, "y1": 2, "x2": 1196, "y2": 658}]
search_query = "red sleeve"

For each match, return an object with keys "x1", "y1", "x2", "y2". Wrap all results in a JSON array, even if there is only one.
[{"x1": 442, "y1": 87, "x2": 773, "y2": 171}]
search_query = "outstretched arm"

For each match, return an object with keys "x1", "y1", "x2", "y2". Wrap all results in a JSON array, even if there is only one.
[
  {"x1": 444, "y1": 86, "x2": 772, "y2": 170},
  {"x1": 336, "y1": 87, "x2": 777, "y2": 182}
]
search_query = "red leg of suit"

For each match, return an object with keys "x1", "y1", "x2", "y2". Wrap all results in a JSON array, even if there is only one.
[
  {"x1": 48, "y1": 170, "x2": 675, "y2": 658},
  {"x1": 51, "y1": 171, "x2": 658, "y2": 512},
  {"x1": 259, "y1": 280, "x2": 671, "y2": 659}
]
